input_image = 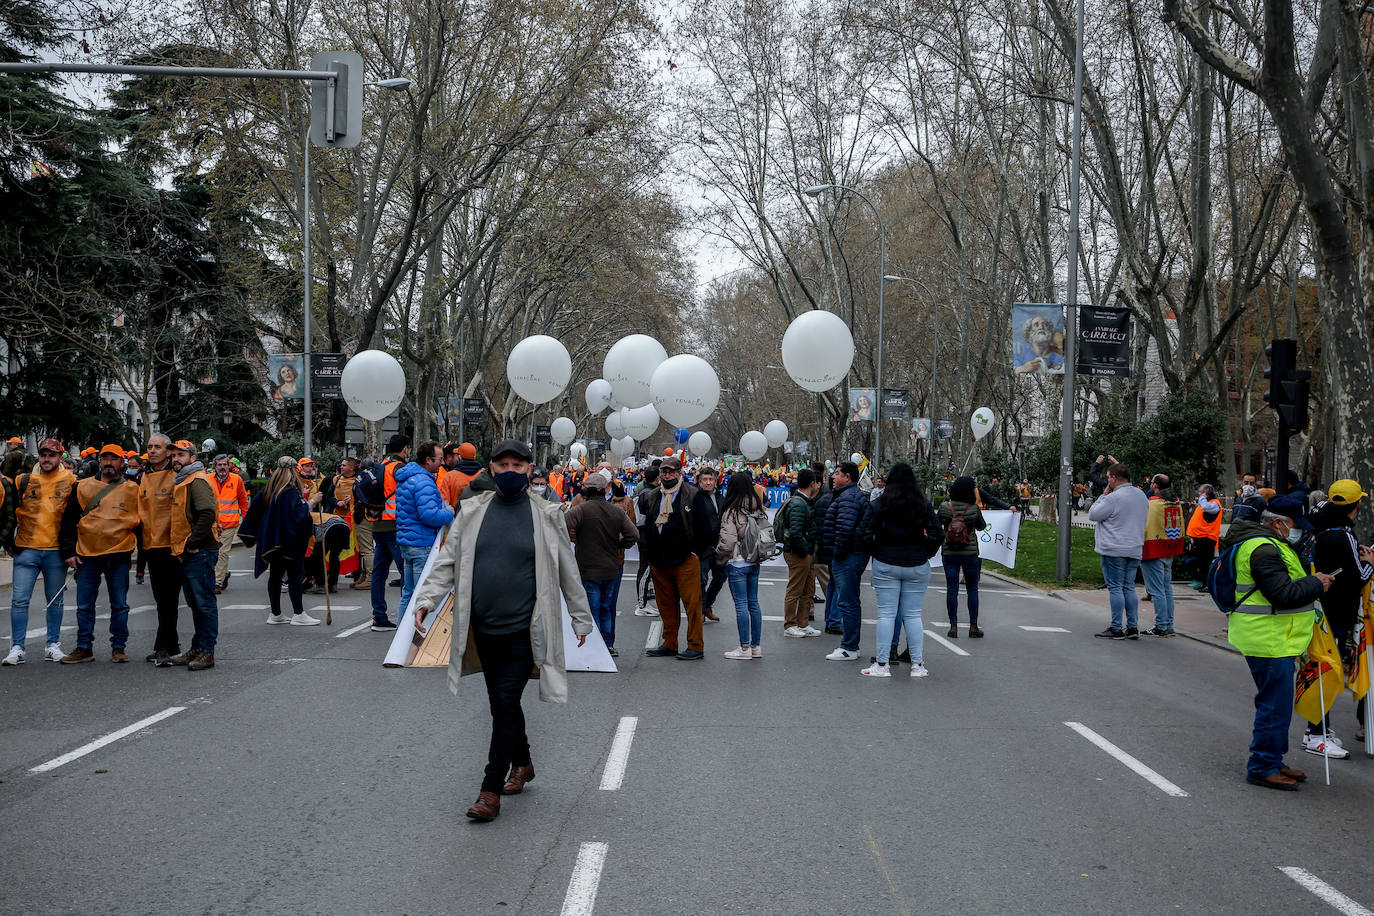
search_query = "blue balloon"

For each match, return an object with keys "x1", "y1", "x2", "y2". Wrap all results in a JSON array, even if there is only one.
[{"x1": 674, "y1": 427, "x2": 690, "y2": 444}]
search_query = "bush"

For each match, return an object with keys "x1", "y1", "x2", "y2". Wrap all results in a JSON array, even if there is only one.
[{"x1": 236, "y1": 437, "x2": 348, "y2": 479}]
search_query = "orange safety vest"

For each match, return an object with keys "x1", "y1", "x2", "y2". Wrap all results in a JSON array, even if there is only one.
[
  {"x1": 170, "y1": 470, "x2": 217, "y2": 556},
  {"x1": 15, "y1": 468, "x2": 76, "y2": 549},
  {"x1": 1186, "y1": 503, "x2": 1222, "y2": 543},
  {"x1": 74, "y1": 477, "x2": 140, "y2": 556},
  {"x1": 381, "y1": 458, "x2": 401, "y2": 521},
  {"x1": 549, "y1": 471, "x2": 565, "y2": 499},
  {"x1": 210, "y1": 473, "x2": 248, "y2": 529},
  {"x1": 138, "y1": 465, "x2": 176, "y2": 549}
]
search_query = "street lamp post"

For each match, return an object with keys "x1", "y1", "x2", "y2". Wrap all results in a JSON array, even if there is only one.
[
  {"x1": 883, "y1": 274, "x2": 938, "y2": 463},
  {"x1": 804, "y1": 183, "x2": 886, "y2": 470},
  {"x1": 1057, "y1": 0, "x2": 1086, "y2": 582}
]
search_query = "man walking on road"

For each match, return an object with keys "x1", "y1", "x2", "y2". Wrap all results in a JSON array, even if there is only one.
[
  {"x1": 694, "y1": 465, "x2": 725, "y2": 622},
  {"x1": 822, "y1": 461, "x2": 870, "y2": 661},
  {"x1": 780, "y1": 468, "x2": 821, "y2": 638},
  {"x1": 1089, "y1": 462, "x2": 1149, "y2": 640},
  {"x1": 210, "y1": 454, "x2": 249, "y2": 593},
  {"x1": 394, "y1": 441, "x2": 454, "y2": 622},
  {"x1": 640, "y1": 457, "x2": 709, "y2": 659},
  {"x1": 165, "y1": 440, "x2": 219, "y2": 670},
  {"x1": 1223, "y1": 497, "x2": 1332, "y2": 790},
  {"x1": 358, "y1": 434, "x2": 411, "y2": 631},
  {"x1": 411, "y1": 439, "x2": 594, "y2": 822},
  {"x1": 138, "y1": 434, "x2": 183, "y2": 664},
  {"x1": 565, "y1": 470, "x2": 637, "y2": 657},
  {"x1": 3, "y1": 438, "x2": 76, "y2": 665},
  {"x1": 1140, "y1": 474, "x2": 1185, "y2": 636},
  {"x1": 58, "y1": 444, "x2": 140, "y2": 663}
]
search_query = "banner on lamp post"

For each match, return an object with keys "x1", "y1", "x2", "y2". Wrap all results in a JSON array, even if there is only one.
[
  {"x1": 882, "y1": 388, "x2": 910, "y2": 422},
  {"x1": 1077, "y1": 305, "x2": 1132, "y2": 378},
  {"x1": 463, "y1": 398, "x2": 485, "y2": 427},
  {"x1": 535, "y1": 425, "x2": 551, "y2": 445},
  {"x1": 934, "y1": 419, "x2": 955, "y2": 440},
  {"x1": 310, "y1": 353, "x2": 346, "y2": 398}
]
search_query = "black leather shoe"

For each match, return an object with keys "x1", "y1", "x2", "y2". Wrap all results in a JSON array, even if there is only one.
[
  {"x1": 675, "y1": 649, "x2": 704, "y2": 660},
  {"x1": 823, "y1": 627, "x2": 842, "y2": 635},
  {"x1": 645, "y1": 647, "x2": 677, "y2": 657}
]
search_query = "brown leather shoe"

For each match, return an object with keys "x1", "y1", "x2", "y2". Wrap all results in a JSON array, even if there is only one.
[
  {"x1": 703, "y1": 610, "x2": 720, "y2": 621},
  {"x1": 111, "y1": 649, "x2": 129, "y2": 663},
  {"x1": 1246, "y1": 771, "x2": 1299, "y2": 791},
  {"x1": 350, "y1": 580, "x2": 371, "y2": 590},
  {"x1": 502, "y1": 764, "x2": 535, "y2": 795},
  {"x1": 1279, "y1": 766, "x2": 1307, "y2": 782},
  {"x1": 466, "y1": 791, "x2": 501, "y2": 821}
]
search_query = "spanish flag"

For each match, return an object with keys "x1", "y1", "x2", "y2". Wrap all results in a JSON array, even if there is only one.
[
  {"x1": 337, "y1": 517, "x2": 359, "y2": 577},
  {"x1": 1295, "y1": 606, "x2": 1344, "y2": 726},
  {"x1": 1345, "y1": 583, "x2": 1372, "y2": 702}
]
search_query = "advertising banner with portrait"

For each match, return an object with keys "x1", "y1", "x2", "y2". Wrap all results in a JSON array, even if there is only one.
[
  {"x1": 269, "y1": 354, "x2": 304, "y2": 400},
  {"x1": 1011, "y1": 303, "x2": 1066, "y2": 375},
  {"x1": 849, "y1": 387, "x2": 877, "y2": 422}
]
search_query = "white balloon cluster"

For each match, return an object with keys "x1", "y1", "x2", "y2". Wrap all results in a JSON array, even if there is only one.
[{"x1": 650, "y1": 354, "x2": 720, "y2": 428}]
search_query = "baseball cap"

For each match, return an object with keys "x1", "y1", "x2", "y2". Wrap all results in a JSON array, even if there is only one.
[
  {"x1": 80, "y1": 447, "x2": 95, "y2": 457},
  {"x1": 458, "y1": 442, "x2": 477, "y2": 460},
  {"x1": 37, "y1": 437, "x2": 63, "y2": 453},
  {"x1": 490, "y1": 439, "x2": 533, "y2": 462},
  {"x1": 299, "y1": 456, "x2": 317, "y2": 467},
  {"x1": 6, "y1": 436, "x2": 21, "y2": 445},
  {"x1": 170, "y1": 439, "x2": 196, "y2": 452},
  {"x1": 584, "y1": 470, "x2": 609, "y2": 489},
  {"x1": 99, "y1": 443, "x2": 125, "y2": 458},
  {"x1": 123, "y1": 450, "x2": 137, "y2": 458},
  {"x1": 1266, "y1": 493, "x2": 1313, "y2": 531},
  {"x1": 1329, "y1": 480, "x2": 1368, "y2": 505}
]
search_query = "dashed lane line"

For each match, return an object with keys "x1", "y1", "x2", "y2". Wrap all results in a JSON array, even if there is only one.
[
  {"x1": 1063, "y1": 721, "x2": 1190, "y2": 797},
  {"x1": 30, "y1": 706, "x2": 186, "y2": 773},
  {"x1": 1020, "y1": 626, "x2": 1071, "y2": 633},
  {"x1": 1278, "y1": 867, "x2": 1373, "y2": 916},
  {"x1": 643, "y1": 621, "x2": 662, "y2": 650},
  {"x1": 598, "y1": 717, "x2": 638, "y2": 790},
  {"x1": 334, "y1": 620, "x2": 375, "y2": 638},
  {"x1": 923, "y1": 629, "x2": 970, "y2": 656},
  {"x1": 559, "y1": 842, "x2": 609, "y2": 916}
]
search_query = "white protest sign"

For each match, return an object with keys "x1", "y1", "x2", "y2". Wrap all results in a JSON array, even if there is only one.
[{"x1": 930, "y1": 509, "x2": 1022, "y2": 569}]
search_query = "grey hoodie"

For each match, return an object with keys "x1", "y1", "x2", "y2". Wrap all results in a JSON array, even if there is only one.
[{"x1": 1089, "y1": 483, "x2": 1149, "y2": 558}]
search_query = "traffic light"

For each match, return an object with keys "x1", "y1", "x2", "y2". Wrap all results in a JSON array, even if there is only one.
[
  {"x1": 309, "y1": 51, "x2": 364, "y2": 148},
  {"x1": 1262, "y1": 338, "x2": 1309, "y2": 435}
]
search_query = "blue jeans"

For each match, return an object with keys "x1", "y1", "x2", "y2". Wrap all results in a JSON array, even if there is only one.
[
  {"x1": 1140, "y1": 558, "x2": 1174, "y2": 629},
  {"x1": 832, "y1": 553, "x2": 869, "y2": 652},
  {"x1": 1245, "y1": 655, "x2": 1295, "y2": 778},
  {"x1": 180, "y1": 549, "x2": 218, "y2": 653},
  {"x1": 726, "y1": 563, "x2": 762, "y2": 646},
  {"x1": 370, "y1": 529, "x2": 400, "y2": 621},
  {"x1": 871, "y1": 560, "x2": 930, "y2": 665},
  {"x1": 823, "y1": 568, "x2": 840, "y2": 630},
  {"x1": 608, "y1": 564, "x2": 624, "y2": 624},
  {"x1": 398, "y1": 542, "x2": 431, "y2": 621},
  {"x1": 1099, "y1": 555, "x2": 1141, "y2": 629},
  {"x1": 583, "y1": 578, "x2": 618, "y2": 649},
  {"x1": 75, "y1": 555, "x2": 131, "y2": 650},
  {"x1": 9, "y1": 547, "x2": 66, "y2": 650},
  {"x1": 944, "y1": 555, "x2": 981, "y2": 625}
]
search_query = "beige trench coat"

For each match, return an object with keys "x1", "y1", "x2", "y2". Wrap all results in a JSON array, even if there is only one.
[{"x1": 411, "y1": 490, "x2": 594, "y2": 704}]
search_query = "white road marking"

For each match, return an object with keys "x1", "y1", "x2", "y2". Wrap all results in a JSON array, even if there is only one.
[
  {"x1": 19, "y1": 624, "x2": 76, "y2": 641},
  {"x1": 644, "y1": 621, "x2": 662, "y2": 650},
  {"x1": 1063, "y1": 721, "x2": 1190, "y2": 797},
  {"x1": 560, "y1": 841, "x2": 609, "y2": 916},
  {"x1": 335, "y1": 620, "x2": 374, "y2": 638},
  {"x1": 30, "y1": 706, "x2": 186, "y2": 773},
  {"x1": 1278, "y1": 867, "x2": 1373, "y2": 916},
  {"x1": 311, "y1": 604, "x2": 359, "y2": 611},
  {"x1": 923, "y1": 629, "x2": 970, "y2": 656},
  {"x1": 222, "y1": 604, "x2": 269, "y2": 610},
  {"x1": 599, "y1": 716, "x2": 638, "y2": 790},
  {"x1": 1020, "y1": 626, "x2": 1070, "y2": 633}
]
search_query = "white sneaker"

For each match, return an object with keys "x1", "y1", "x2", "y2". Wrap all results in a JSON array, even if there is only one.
[
  {"x1": 802, "y1": 626, "x2": 821, "y2": 636},
  {"x1": 783, "y1": 626, "x2": 808, "y2": 638},
  {"x1": 825, "y1": 647, "x2": 860, "y2": 661},
  {"x1": 723, "y1": 646, "x2": 752, "y2": 659},
  {"x1": 266, "y1": 613, "x2": 290, "y2": 625},
  {"x1": 751, "y1": 645, "x2": 762, "y2": 658},
  {"x1": 1303, "y1": 733, "x2": 1350, "y2": 758},
  {"x1": 290, "y1": 612, "x2": 321, "y2": 626},
  {"x1": 44, "y1": 643, "x2": 64, "y2": 662},
  {"x1": 910, "y1": 663, "x2": 929, "y2": 679},
  {"x1": 860, "y1": 663, "x2": 891, "y2": 678},
  {"x1": 1325, "y1": 731, "x2": 1346, "y2": 749},
  {"x1": 634, "y1": 606, "x2": 659, "y2": 617},
  {"x1": 2, "y1": 645, "x2": 25, "y2": 666}
]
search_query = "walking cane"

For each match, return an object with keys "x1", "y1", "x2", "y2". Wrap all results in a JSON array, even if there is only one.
[{"x1": 317, "y1": 507, "x2": 332, "y2": 625}]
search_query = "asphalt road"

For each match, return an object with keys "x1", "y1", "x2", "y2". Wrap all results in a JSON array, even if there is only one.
[{"x1": 3, "y1": 549, "x2": 1373, "y2": 916}]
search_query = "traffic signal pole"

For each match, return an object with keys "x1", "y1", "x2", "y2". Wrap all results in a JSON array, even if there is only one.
[{"x1": 1263, "y1": 338, "x2": 1310, "y2": 486}]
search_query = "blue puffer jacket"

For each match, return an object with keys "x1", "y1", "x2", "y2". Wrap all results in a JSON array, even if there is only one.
[
  {"x1": 823, "y1": 482, "x2": 870, "y2": 560},
  {"x1": 395, "y1": 461, "x2": 455, "y2": 548}
]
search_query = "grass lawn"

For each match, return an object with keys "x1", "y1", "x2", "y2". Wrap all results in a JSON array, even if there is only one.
[{"x1": 986, "y1": 519, "x2": 1101, "y2": 588}]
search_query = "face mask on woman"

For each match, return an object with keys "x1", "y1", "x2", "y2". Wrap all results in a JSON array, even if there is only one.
[{"x1": 530, "y1": 483, "x2": 547, "y2": 497}]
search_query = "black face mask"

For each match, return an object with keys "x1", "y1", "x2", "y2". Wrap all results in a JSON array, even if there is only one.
[{"x1": 494, "y1": 470, "x2": 528, "y2": 497}]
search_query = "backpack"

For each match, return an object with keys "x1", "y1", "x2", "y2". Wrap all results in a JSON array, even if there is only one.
[
  {"x1": 740, "y1": 510, "x2": 780, "y2": 563},
  {"x1": 945, "y1": 506, "x2": 971, "y2": 547},
  {"x1": 1206, "y1": 537, "x2": 1269, "y2": 614}
]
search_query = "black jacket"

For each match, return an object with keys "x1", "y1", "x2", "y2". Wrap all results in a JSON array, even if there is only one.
[
  {"x1": 823, "y1": 482, "x2": 869, "y2": 560},
  {"x1": 1311, "y1": 502, "x2": 1373, "y2": 631},
  {"x1": 638, "y1": 482, "x2": 707, "y2": 567},
  {"x1": 860, "y1": 496, "x2": 943, "y2": 567},
  {"x1": 812, "y1": 489, "x2": 835, "y2": 563}
]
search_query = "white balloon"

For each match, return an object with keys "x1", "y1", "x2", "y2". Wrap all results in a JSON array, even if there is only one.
[
  {"x1": 781, "y1": 311, "x2": 854, "y2": 392},
  {"x1": 850, "y1": 452, "x2": 864, "y2": 464},
  {"x1": 602, "y1": 334, "x2": 667, "y2": 408},
  {"x1": 739, "y1": 430, "x2": 768, "y2": 461},
  {"x1": 970, "y1": 407, "x2": 996, "y2": 441},
  {"x1": 505, "y1": 335, "x2": 571, "y2": 405},
  {"x1": 341, "y1": 350, "x2": 406, "y2": 421},
  {"x1": 605, "y1": 410, "x2": 626, "y2": 440},
  {"x1": 650, "y1": 355, "x2": 720, "y2": 427},
  {"x1": 612, "y1": 435, "x2": 636, "y2": 457},
  {"x1": 763, "y1": 419, "x2": 788, "y2": 449},
  {"x1": 550, "y1": 417, "x2": 577, "y2": 446},
  {"x1": 622, "y1": 403, "x2": 660, "y2": 440},
  {"x1": 687, "y1": 430, "x2": 712, "y2": 455},
  {"x1": 569, "y1": 442, "x2": 589, "y2": 466},
  {"x1": 584, "y1": 378, "x2": 613, "y2": 415}
]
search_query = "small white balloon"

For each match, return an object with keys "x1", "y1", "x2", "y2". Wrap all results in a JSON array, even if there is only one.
[
  {"x1": 506, "y1": 335, "x2": 571, "y2": 405},
  {"x1": 850, "y1": 452, "x2": 864, "y2": 464},
  {"x1": 650, "y1": 355, "x2": 720, "y2": 428},
  {"x1": 781, "y1": 310, "x2": 854, "y2": 392},
  {"x1": 687, "y1": 430, "x2": 712, "y2": 455},
  {"x1": 602, "y1": 334, "x2": 668, "y2": 409},
  {"x1": 740, "y1": 430, "x2": 768, "y2": 461},
  {"x1": 584, "y1": 378, "x2": 613, "y2": 415},
  {"x1": 622, "y1": 403, "x2": 660, "y2": 440},
  {"x1": 341, "y1": 349, "x2": 406, "y2": 421},
  {"x1": 612, "y1": 435, "x2": 637, "y2": 457},
  {"x1": 763, "y1": 419, "x2": 788, "y2": 449},
  {"x1": 605, "y1": 410, "x2": 626, "y2": 440},
  {"x1": 970, "y1": 407, "x2": 996, "y2": 441},
  {"x1": 550, "y1": 417, "x2": 577, "y2": 446}
]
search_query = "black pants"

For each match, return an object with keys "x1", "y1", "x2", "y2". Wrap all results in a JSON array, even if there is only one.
[
  {"x1": 699, "y1": 555, "x2": 727, "y2": 612},
  {"x1": 268, "y1": 556, "x2": 305, "y2": 616},
  {"x1": 472, "y1": 628, "x2": 533, "y2": 794},
  {"x1": 145, "y1": 547, "x2": 183, "y2": 653}
]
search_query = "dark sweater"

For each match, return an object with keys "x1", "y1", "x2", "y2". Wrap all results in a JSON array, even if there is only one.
[
  {"x1": 1311, "y1": 502, "x2": 1374, "y2": 631},
  {"x1": 859, "y1": 496, "x2": 943, "y2": 567},
  {"x1": 566, "y1": 498, "x2": 638, "y2": 580},
  {"x1": 471, "y1": 491, "x2": 536, "y2": 635}
]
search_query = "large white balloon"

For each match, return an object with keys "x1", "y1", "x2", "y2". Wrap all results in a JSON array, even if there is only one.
[
  {"x1": 341, "y1": 350, "x2": 406, "y2": 421},
  {"x1": 602, "y1": 334, "x2": 668, "y2": 408},
  {"x1": 763, "y1": 419, "x2": 788, "y2": 449},
  {"x1": 550, "y1": 417, "x2": 577, "y2": 446},
  {"x1": 739, "y1": 430, "x2": 768, "y2": 461},
  {"x1": 970, "y1": 407, "x2": 996, "y2": 441},
  {"x1": 505, "y1": 335, "x2": 571, "y2": 404},
  {"x1": 612, "y1": 435, "x2": 636, "y2": 457},
  {"x1": 781, "y1": 310, "x2": 855, "y2": 392},
  {"x1": 584, "y1": 378, "x2": 613, "y2": 415},
  {"x1": 605, "y1": 410, "x2": 626, "y2": 440},
  {"x1": 650, "y1": 355, "x2": 720, "y2": 427},
  {"x1": 622, "y1": 403, "x2": 660, "y2": 440},
  {"x1": 687, "y1": 430, "x2": 712, "y2": 455}
]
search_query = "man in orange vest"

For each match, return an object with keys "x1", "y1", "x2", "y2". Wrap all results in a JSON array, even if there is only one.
[
  {"x1": 138, "y1": 433, "x2": 183, "y2": 664},
  {"x1": 357, "y1": 434, "x2": 410, "y2": 630},
  {"x1": 3, "y1": 438, "x2": 76, "y2": 665},
  {"x1": 164, "y1": 440, "x2": 219, "y2": 670},
  {"x1": 438, "y1": 442, "x2": 482, "y2": 507},
  {"x1": 57, "y1": 444, "x2": 141, "y2": 663},
  {"x1": 1185, "y1": 483, "x2": 1223, "y2": 590},
  {"x1": 210, "y1": 454, "x2": 250, "y2": 593}
]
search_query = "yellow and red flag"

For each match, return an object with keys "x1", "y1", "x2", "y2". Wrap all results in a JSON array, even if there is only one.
[
  {"x1": 1295, "y1": 607, "x2": 1345, "y2": 726},
  {"x1": 1345, "y1": 583, "x2": 1372, "y2": 702}
]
